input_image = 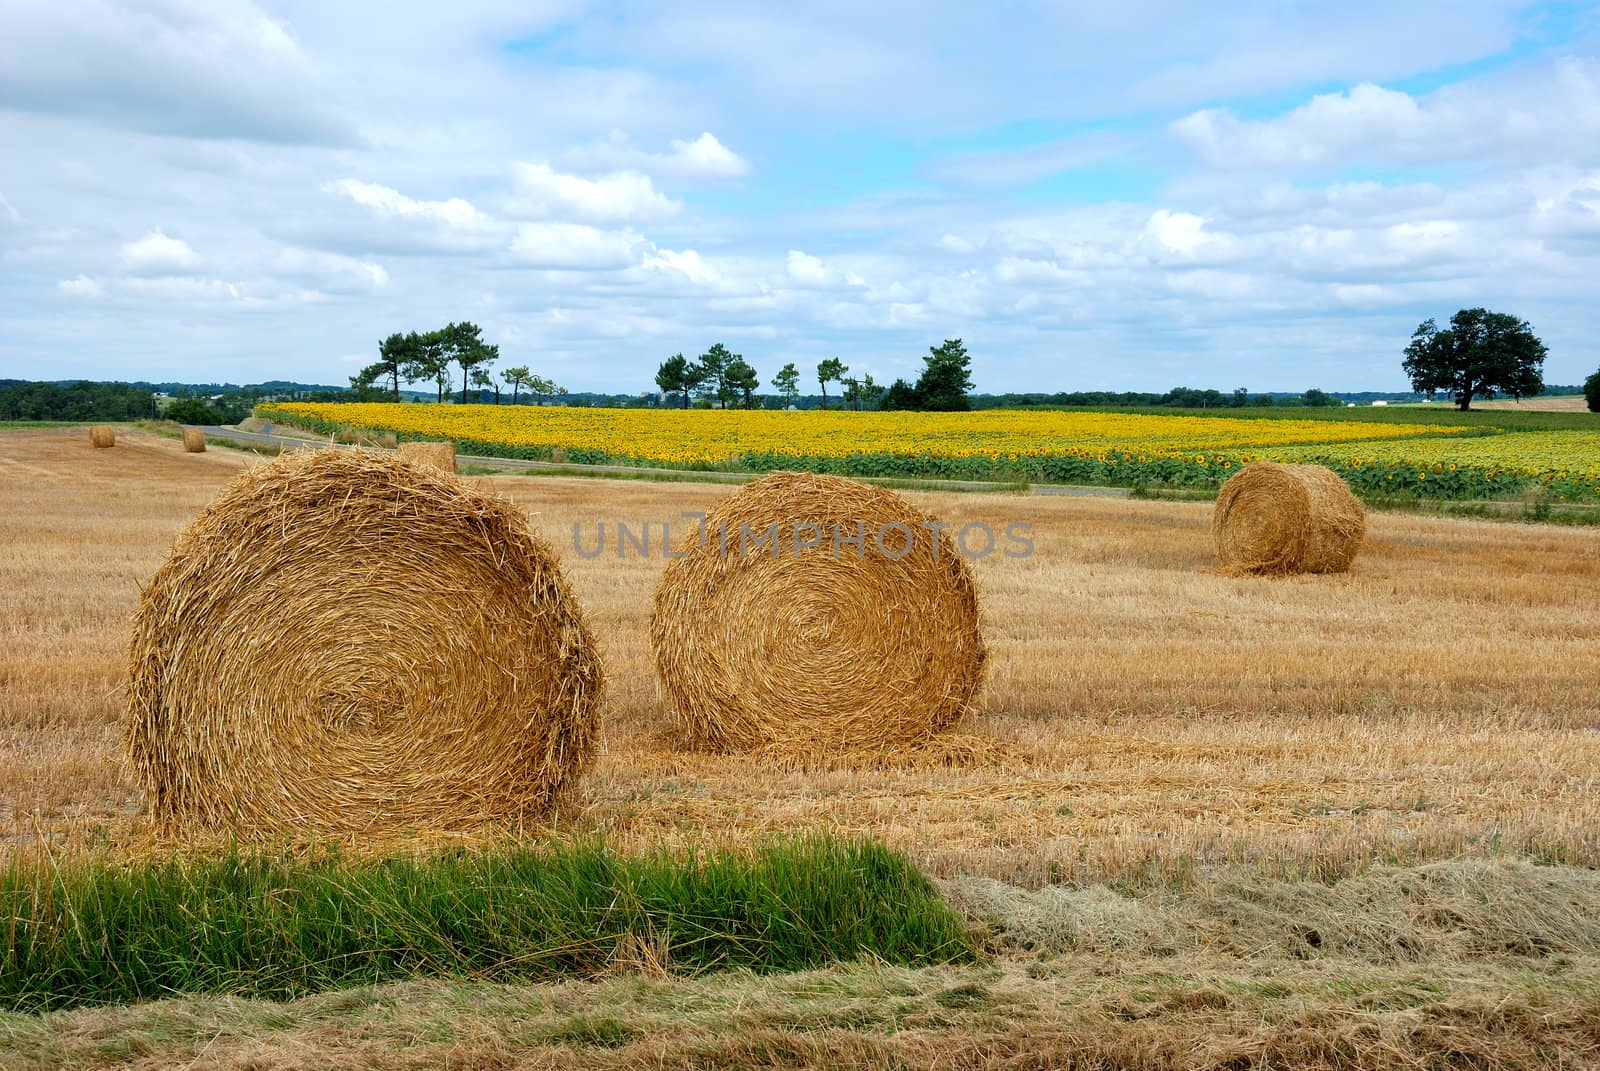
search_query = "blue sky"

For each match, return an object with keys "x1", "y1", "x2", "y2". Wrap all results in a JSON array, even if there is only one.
[{"x1": 2, "y1": 0, "x2": 1598, "y2": 393}]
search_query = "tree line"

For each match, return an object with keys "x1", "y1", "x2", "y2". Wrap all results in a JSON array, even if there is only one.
[
  {"x1": 0, "y1": 381, "x2": 269, "y2": 424},
  {"x1": 9, "y1": 306, "x2": 1594, "y2": 421},
  {"x1": 972, "y1": 387, "x2": 1348, "y2": 409},
  {"x1": 350, "y1": 322, "x2": 567, "y2": 405},
  {"x1": 350, "y1": 307, "x2": 1591, "y2": 413},
  {"x1": 0, "y1": 380, "x2": 160, "y2": 422},
  {"x1": 655, "y1": 339, "x2": 976, "y2": 411},
  {"x1": 647, "y1": 307, "x2": 1588, "y2": 414}
]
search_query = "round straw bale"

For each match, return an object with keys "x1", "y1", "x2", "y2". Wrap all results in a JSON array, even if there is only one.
[
  {"x1": 180, "y1": 427, "x2": 206, "y2": 453},
  {"x1": 398, "y1": 439, "x2": 457, "y2": 474},
  {"x1": 89, "y1": 425, "x2": 115, "y2": 448},
  {"x1": 651, "y1": 471, "x2": 987, "y2": 752},
  {"x1": 125, "y1": 448, "x2": 603, "y2": 836},
  {"x1": 1213, "y1": 461, "x2": 1366, "y2": 575}
]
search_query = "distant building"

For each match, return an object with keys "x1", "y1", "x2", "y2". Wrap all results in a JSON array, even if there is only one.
[{"x1": 1371, "y1": 400, "x2": 1388, "y2": 406}]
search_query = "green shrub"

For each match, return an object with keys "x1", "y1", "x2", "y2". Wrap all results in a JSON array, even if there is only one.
[{"x1": 163, "y1": 398, "x2": 224, "y2": 425}]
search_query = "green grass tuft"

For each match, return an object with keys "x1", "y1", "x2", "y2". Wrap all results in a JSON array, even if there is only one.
[{"x1": 1, "y1": 837, "x2": 972, "y2": 1012}]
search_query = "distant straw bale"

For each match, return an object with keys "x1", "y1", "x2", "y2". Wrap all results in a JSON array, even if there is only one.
[
  {"x1": 398, "y1": 440, "x2": 457, "y2": 474},
  {"x1": 1213, "y1": 461, "x2": 1366, "y2": 575},
  {"x1": 89, "y1": 425, "x2": 115, "y2": 448},
  {"x1": 651, "y1": 471, "x2": 986, "y2": 753},
  {"x1": 125, "y1": 448, "x2": 603, "y2": 836},
  {"x1": 181, "y1": 427, "x2": 206, "y2": 453}
]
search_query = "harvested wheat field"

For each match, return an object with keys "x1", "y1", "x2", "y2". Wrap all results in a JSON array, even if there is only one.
[
  {"x1": 1458, "y1": 394, "x2": 1593, "y2": 411},
  {"x1": 4, "y1": 424, "x2": 1600, "y2": 1068},
  {"x1": 3, "y1": 424, "x2": 1597, "y2": 878}
]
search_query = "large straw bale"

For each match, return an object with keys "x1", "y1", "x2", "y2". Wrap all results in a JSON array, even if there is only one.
[
  {"x1": 90, "y1": 425, "x2": 115, "y2": 448},
  {"x1": 651, "y1": 471, "x2": 986, "y2": 752},
  {"x1": 181, "y1": 427, "x2": 206, "y2": 452},
  {"x1": 125, "y1": 448, "x2": 602, "y2": 835},
  {"x1": 1212, "y1": 461, "x2": 1366, "y2": 575},
  {"x1": 398, "y1": 440, "x2": 457, "y2": 474}
]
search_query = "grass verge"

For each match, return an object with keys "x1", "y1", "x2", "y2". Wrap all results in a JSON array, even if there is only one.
[
  {"x1": 132, "y1": 420, "x2": 281, "y2": 458},
  {"x1": 1360, "y1": 494, "x2": 1600, "y2": 526},
  {"x1": 509, "y1": 463, "x2": 1032, "y2": 494},
  {"x1": 1, "y1": 836, "x2": 972, "y2": 1012},
  {"x1": 7, "y1": 861, "x2": 1600, "y2": 1069}
]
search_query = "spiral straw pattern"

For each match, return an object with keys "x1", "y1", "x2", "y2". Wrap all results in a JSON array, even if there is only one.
[
  {"x1": 652, "y1": 472, "x2": 986, "y2": 752},
  {"x1": 125, "y1": 448, "x2": 602, "y2": 836}
]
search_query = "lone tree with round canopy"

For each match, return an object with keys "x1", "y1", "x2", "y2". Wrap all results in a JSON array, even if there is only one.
[{"x1": 1402, "y1": 308, "x2": 1546, "y2": 411}]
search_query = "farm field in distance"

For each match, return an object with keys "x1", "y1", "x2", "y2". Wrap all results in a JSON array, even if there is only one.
[
  {"x1": 5, "y1": 425, "x2": 1600, "y2": 1067},
  {"x1": 262, "y1": 400, "x2": 1600, "y2": 501},
  {"x1": 1412, "y1": 394, "x2": 1593, "y2": 412},
  {"x1": 3, "y1": 425, "x2": 1600, "y2": 1068}
]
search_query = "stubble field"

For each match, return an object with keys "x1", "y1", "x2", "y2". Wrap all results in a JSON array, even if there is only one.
[
  {"x1": 4, "y1": 425, "x2": 1597, "y2": 875},
  {"x1": 4, "y1": 425, "x2": 1600, "y2": 1068}
]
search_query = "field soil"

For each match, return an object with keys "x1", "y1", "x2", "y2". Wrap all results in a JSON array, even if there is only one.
[
  {"x1": 4, "y1": 424, "x2": 1599, "y2": 1068},
  {"x1": 1420, "y1": 395, "x2": 1593, "y2": 412}
]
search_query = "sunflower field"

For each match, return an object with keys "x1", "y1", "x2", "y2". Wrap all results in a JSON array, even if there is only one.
[{"x1": 258, "y1": 402, "x2": 1600, "y2": 501}]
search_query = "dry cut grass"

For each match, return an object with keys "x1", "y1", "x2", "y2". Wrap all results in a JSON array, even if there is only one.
[
  {"x1": 7, "y1": 861, "x2": 1600, "y2": 1070},
  {"x1": 1, "y1": 426, "x2": 1598, "y2": 883}
]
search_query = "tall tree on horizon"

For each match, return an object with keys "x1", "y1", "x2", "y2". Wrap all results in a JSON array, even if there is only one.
[
  {"x1": 502, "y1": 365, "x2": 530, "y2": 404},
  {"x1": 816, "y1": 357, "x2": 847, "y2": 409},
  {"x1": 655, "y1": 353, "x2": 700, "y2": 408},
  {"x1": 772, "y1": 362, "x2": 800, "y2": 408},
  {"x1": 1403, "y1": 308, "x2": 1546, "y2": 410},
  {"x1": 726, "y1": 355, "x2": 760, "y2": 408},
  {"x1": 470, "y1": 367, "x2": 498, "y2": 404},
  {"x1": 844, "y1": 372, "x2": 884, "y2": 410},
  {"x1": 349, "y1": 362, "x2": 388, "y2": 400},
  {"x1": 697, "y1": 343, "x2": 738, "y2": 408},
  {"x1": 913, "y1": 339, "x2": 973, "y2": 411},
  {"x1": 399, "y1": 330, "x2": 451, "y2": 403},
  {"x1": 436, "y1": 322, "x2": 497, "y2": 404},
  {"x1": 372, "y1": 332, "x2": 414, "y2": 401}
]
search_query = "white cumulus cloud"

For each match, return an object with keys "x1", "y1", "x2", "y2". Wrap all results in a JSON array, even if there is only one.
[
  {"x1": 270, "y1": 247, "x2": 389, "y2": 292},
  {"x1": 785, "y1": 249, "x2": 864, "y2": 289},
  {"x1": 506, "y1": 163, "x2": 679, "y2": 223},
  {"x1": 324, "y1": 179, "x2": 488, "y2": 228},
  {"x1": 1142, "y1": 210, "x2": 1223, "y2": 257},
  {"x1": 507, "y1": 222, "x2": 650, "y2": 270},
  {"x1": 119, "y1": 230, "x2": 202, "y2": 273},
  {"x1": 1172, "y1": 59, "x2": 1600, "y2": 169},
  {"x1": 56, "y1": 274, "x2": 104, "y2": 298},
  {"x1": 644, "y1": 248, "x2": 731, "y2": 288},
  {"x1": 664, "y1": 132, "x2": 750, "y2": 178},
  {"x1": 561, "y1": 131, "x2": 751, "y2": 178}
]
